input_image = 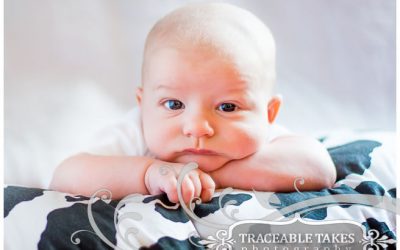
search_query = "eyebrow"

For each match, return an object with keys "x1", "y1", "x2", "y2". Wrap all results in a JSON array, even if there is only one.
[
  {"x1": 153, "y1": 84, "x2": 182, "y2": 91},
  {"x1": 154, "y1": 82, "x2": 249, "y2": 92}
]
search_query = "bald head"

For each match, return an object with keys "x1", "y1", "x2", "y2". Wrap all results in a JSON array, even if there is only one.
[{"x1": 142, "y1": 3, "x2": 276, "y2": 94}]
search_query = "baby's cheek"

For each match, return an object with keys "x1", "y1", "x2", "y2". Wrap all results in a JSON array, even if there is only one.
[
  {"x1": 143, "y1": 120, "x2": 181, "y2": 159},
  {"x1": 239, "y1": 134, "x2": 261, "y2": 156},
  {"x1": 146, "y1": 133, "x2": 170, "y2": 155},
  {"x1": 143, "y1": 122, "x2": 165, "y2": 150},
  {"x1": 222, "y1": 130, "x2": 261, "y2": 159},
  {"x1": 230, "y1": 120, "x2": 267, "y2": 157}
]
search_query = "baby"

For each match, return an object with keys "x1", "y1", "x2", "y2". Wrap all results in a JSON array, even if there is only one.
[{"x1": 50, "y1": 3, "x2": 336, "y2": 204}]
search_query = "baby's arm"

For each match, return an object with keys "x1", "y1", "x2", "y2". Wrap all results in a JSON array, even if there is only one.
[
  {"x1": 50, "y1": 154, "x2": 215, "y2": 202},
  {"x1": 209, "y1": 135, "x2": 336, "y2": 192},
  {"x1": 50, "y1": 154, "x2": 153, "y2": 199}
]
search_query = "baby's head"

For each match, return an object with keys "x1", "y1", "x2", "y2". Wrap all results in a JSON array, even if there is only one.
[
  {"x1": 142, "y1": 2, "x2": 276, "y2": 95},
  {"x1": 137, "y1": 3, "x2": 281, "y2": 172}
]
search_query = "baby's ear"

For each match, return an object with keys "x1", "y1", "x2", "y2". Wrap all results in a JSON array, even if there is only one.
[
  {"x1": 136, "y1": 87, "x2": 143, "y2": 106},
  {"x1": 267, "y1": 95, "x2": 282, "y2": 124}
]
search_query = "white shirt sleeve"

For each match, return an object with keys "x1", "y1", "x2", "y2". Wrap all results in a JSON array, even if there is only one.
[
  {"x1": 267, "y1": 123, "x2": 292, "y2": 142},
  {"x1": 83, "y1": 107, "x2": 148, "y2": 156}
]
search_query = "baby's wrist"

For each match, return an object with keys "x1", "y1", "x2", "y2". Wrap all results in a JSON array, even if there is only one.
[
  {"x1": 144, "y1": 159, "x2": 168, "y2": 195},
  {"x1": 144, "y1": 159, "x2": 158, "y2": 194}
]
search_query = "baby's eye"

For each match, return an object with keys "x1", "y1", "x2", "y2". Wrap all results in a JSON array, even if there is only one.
[
  {"x1": 163, "y1": 99, "x2": 185, "y2": 110},
  {"x1": 218, "y1": 103, "x2": 237, "y2": 112}
]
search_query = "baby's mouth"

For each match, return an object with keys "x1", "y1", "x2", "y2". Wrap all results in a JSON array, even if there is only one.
[{"x1": 181, "y1": 148, "x2": 219, "y2": 156}]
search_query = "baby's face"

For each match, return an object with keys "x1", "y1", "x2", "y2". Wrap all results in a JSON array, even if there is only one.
[{"x1": 138, "y1": 46, "x2": 271, "y2": 172}]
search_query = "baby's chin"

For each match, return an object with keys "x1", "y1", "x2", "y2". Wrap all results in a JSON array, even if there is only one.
[{"x1": 173, "y1": 154, "x2": 230, "y2": 173}]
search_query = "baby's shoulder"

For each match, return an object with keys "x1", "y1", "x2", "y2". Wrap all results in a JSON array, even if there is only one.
[
  {"x1": 268, "y1": 124, "x2": 291, "y2": 141},
  {"x1": 83, "y1": 106, "x2": 146, "y2": 156}
]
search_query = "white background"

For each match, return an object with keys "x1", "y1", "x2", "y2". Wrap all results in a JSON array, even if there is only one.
[{"x1": 4, "y1": 0, "x2": 395, "y2": 188}]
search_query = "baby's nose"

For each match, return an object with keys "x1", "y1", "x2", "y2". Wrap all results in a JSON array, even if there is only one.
[{"x1": 182, "y1": 112, "x2": 214, "y2": 138}]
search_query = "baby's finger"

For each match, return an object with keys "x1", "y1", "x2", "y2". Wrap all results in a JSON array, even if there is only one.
[
  {"x1": 189, "y1": 172, "x2": 201, "y2": 198},
  {"x1": 161, "y1": 177, "x2": 179, "y2": 203},
  {"x1": 181, "y1": 176, "x2": 195, "y2": 204},
  {"x1": 199, "y1": 172, "x2": 216, "y2": 202}
]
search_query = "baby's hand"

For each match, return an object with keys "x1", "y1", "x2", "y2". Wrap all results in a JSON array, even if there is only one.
[{"x1": 145, "y1": 160, "x2": 215, "y2": 204}]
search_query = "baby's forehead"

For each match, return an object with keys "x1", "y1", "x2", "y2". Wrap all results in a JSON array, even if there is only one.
[
  {"x1": 147, "y1": 53, "x2": 272, "y2": 98},
  {"x1": 145, "y1": 42, "x2": 274, "y2": 94}
]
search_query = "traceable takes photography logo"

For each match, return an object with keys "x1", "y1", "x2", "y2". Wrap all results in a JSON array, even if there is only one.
[
  {"x1": 196, "y1": 216, "x2": 394, "y2": 250},
  {"x1": 70, "y1": 163, "x2": 397, "y2": 250}
]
